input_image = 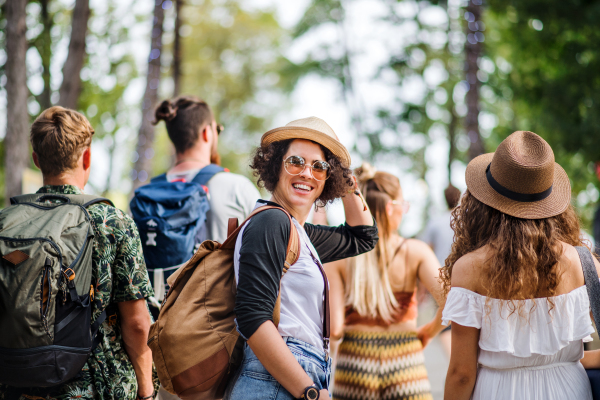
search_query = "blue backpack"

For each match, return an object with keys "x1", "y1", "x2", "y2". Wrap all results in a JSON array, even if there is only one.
[{"x1": 130, "y1": 164, "x2": 224, "y2": 288}]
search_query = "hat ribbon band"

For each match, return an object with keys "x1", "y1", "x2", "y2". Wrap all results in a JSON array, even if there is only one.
[{"x1": 486, "y1": 164, "x2": 553, "y2": 202}]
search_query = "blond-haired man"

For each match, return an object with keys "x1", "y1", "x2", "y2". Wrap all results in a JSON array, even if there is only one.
[{"x1": 0, "y1": 106, "x2": 156, "y2": 400}]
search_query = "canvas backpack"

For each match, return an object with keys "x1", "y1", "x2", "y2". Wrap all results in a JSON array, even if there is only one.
[
  {"x1": 0, "y1": 193, "x2": 113, "y2": 387},
  {"x1": 147, "y1": 205, "x2": 300, "y2": 399},
  {"x1": 130, "y1": 164, "x2": 225, "y2": 291}
]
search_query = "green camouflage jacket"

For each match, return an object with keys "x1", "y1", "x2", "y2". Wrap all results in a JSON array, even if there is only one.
[{"x1": 0, "y1": 185, "x2": 156, "y2": 400}]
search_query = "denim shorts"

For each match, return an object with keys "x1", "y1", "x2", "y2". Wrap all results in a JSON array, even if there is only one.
[{"x1": 223, "y1": 336, "x2": 332, "y2": 400}]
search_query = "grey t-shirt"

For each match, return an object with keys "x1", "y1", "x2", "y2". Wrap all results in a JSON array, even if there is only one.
[
  {"x1": 420, "y1": 210, "x2": 454, "y2": 266},
  {"x1": 166, "y1": 169, "x2": 260, "y2": 242}
]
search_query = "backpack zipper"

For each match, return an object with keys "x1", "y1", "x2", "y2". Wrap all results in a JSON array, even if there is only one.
[
  {"x1": 41, "y1": 257, "x2": 52, "y2": 318},
  {"x1": 0, "y1": 237, "x2": 63, "y2": 269},
  {"x1": 68, "y1": 235, "x2": 88, "y2": 275},
  {"x1": 0, "y1": 236, "x2": 64, "y2": 290},
  {"x1": 40, "y1": 257, "x2": 53, "y2": 340}
]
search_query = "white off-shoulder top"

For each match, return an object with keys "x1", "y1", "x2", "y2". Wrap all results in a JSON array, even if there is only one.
[{"x1": 442, "y1": 286, "x2": 594, "y2": 400}]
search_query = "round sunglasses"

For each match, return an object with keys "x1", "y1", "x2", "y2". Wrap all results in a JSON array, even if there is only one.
[{"x1": 283, "y1": 155, "x2": 330, "y2": 181}]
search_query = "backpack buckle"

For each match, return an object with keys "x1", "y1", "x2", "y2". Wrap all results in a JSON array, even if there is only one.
[{"x1": 63, "y1": 268, "x2": 76, "y2": 282}]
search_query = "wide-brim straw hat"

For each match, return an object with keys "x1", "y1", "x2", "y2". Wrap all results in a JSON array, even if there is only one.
[
  {"x1": 465, "y1": 131, "x2": 571, "y2": 219},
  {"x1": 261, "y1": 117, "x2": 352, "y2": 168}
]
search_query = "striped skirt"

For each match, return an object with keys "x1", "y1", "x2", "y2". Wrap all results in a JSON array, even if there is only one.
[{"x1": 333, "y1": 330, "x2": 432, "y2": 400}]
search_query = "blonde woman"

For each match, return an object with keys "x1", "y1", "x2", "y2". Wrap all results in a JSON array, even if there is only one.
[{"x1": 327, "y1": 164, "x2": 446, "y2": 400}]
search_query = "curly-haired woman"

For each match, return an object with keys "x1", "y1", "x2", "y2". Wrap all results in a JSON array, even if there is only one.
[
  {"x1": 223, "y1": 117, "x2": 378, "y2": 400},
  {"x1": 441, "y1": 131, "x2": 600, "y2": 400},
  {"x1": 326, "y1": 164, "x2": 445, "y2": 400}
]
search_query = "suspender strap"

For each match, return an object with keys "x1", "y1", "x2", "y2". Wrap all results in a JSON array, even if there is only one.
[{"x1": 310, "y1": 252, "x2": 330, "y2": 345}]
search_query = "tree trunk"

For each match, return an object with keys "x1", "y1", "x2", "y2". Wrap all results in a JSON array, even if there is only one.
[
  {"x1": 447, "y1": 106, "x2": 458, "y2": 183},
  {"x1": 464, "y1": 0, "x2": 485, "y2": 160},
  {"x1": 4, "y1": 0, "x2": 29, "y2": 205},
  {"x1": 172, "y1": 0, "x2": 183, "y2": 97},
  {"x1": 58, "y1": 0, "x2": 90, "y2": 109},
  {"x1": 37, "y1": 0, "x2": 53, "y2": 110},
  {"x1": 131, "y1": 0, "x2": 165, "y2": 192}
]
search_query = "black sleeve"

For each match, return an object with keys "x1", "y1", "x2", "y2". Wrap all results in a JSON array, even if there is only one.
[
  {"x1": 234, "y1": 209, "x2": 290, "y2": 339},
  {"x1": 304, "y1": 219, "x2": 379, "y2": 264}
]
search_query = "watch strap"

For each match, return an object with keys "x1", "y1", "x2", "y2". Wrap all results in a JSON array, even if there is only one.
[{"x1": 301, "y1": 385, "x2": 320, "y2": 400}]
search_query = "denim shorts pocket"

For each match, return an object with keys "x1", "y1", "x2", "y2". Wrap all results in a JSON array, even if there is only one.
[
  {"x1": 296, "y1": 357, "x2": 325, "y2": 389},
  {"x1": 228, "y1": 372, "x2": 280, "y2": 400},
  {"x1": 241, "y1": 357, "x2": 278, "y2": 381},
  {"x1": 292, "y1": 352, "x2": 324, "y2": 374},
  {"x1": 241, "y1": 369, "x2": 278, "y2": 381}
]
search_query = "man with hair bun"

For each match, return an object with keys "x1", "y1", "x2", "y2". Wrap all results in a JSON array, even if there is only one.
[
  {"x1": 0, "y1": 106, "x2": 156, "y2": 400},
  {"x1": 153, "y1": 96, "x2": 260, "y2": 243}
]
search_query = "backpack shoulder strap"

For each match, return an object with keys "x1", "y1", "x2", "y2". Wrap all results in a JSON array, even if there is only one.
[
  {"x1": 10, "y1": 193, "x2": 113, "y2": 207},
  {"x1": 283, "y1": 219, "x2": 300, "y2": 275},
  {"x1": 150, "y1": 173, "x2": 168, "y2": 183},
  {"x1": 227, "y1": 218, "x2": 239, "y2": 238},
  {"x1": 10, "y1": 194, "x2": 44, "y2": 204},
  {"x1": 222, "y1": 205, "x2": 301, "y2": 328},
  {"x1": 191, "y1": 164, "x2": 225, "y2": 186},
  {"x1": 575, "y1": 246, "x2": 600, "y2": 325},
  {"x1": 221, "y1": 205, "x2": 301, "y2": 259},
  {"x1": 80, "y1": 196, "x2": 114, "y2": 208}
]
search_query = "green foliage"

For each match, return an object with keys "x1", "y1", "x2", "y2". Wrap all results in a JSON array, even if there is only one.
[
  {"x1": 146, "y1": 0, "x2": 291, "y2": 177},
  {"x1": 485, "y1": 0, "x2": 600, "y2": 226},
  {"x1": 178, "y1": 1, "x2": 287, "y2": 146},
  {"x1": 2, "y1": 0, "x2": 598, "y2": 222},
  {"x1": 76, "y1": 1, "x2": 142, "y2": 193},
  {"x1": 288, "y1": 0, "x2": 467, "y2": 177}
]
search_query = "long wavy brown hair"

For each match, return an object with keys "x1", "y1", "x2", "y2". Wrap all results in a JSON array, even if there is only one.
[{"x1": 439, "y1": 190, "x2": 584, "y2": 315}]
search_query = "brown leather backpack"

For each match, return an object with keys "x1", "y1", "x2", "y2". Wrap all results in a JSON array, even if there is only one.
[{"x1": 147, "y1": 206, "x2": 300, "y2": 399}]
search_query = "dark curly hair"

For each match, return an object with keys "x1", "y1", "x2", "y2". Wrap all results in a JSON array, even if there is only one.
[{"x1": 250, "y1": 139, "x2": 354, "y2": 206}]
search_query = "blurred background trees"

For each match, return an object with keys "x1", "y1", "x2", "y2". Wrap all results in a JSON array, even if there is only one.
[
  {"x1": 0, "y1": 0, "x2": 598, "y2": 233},
  {"x1": 485, "y1": 0, "x2": 600, "y2": 222}
]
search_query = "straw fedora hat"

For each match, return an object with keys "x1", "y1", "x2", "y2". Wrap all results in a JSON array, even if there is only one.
[
  {"x1": 261, "y1": 117, "x2": 352, "y2": 168},
  {"x1": 465, "y1": 131, "x2": 571, "y2": 219}
]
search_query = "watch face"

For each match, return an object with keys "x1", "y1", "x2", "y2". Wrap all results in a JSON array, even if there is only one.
[{"x1": 306, "y1": 387, "x2": 319, "y2": 400}]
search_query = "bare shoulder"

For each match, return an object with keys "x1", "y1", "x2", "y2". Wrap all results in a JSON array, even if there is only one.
[
  {"x1": 450, "y1": 247, "x2": 488, "y2": 292},
  {"x1": 404, "y1": 238, "x2": 437, "y2": 260},
  {"x1": 405, "y1": 237, "x2": 433, "y2": 252},
  {"x1": 404, "y1": 237, "x2": 440, "y2": 268},
  {"x1": 560, "y1": 242, "x2": 582, "y2": 266},
  {"x1": 324, "y1": 258, "x2": 347, "y2": 279},
  {"x1": 558, "y1": 242, "x2": 592, "y2": 289}
]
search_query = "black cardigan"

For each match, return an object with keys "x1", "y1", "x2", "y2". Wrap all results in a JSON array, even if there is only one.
[{"x1": 234, "y1": 200, "x2": 378, "y2": 339}]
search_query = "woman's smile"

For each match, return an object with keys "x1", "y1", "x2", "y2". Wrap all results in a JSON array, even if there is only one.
[{"x1": 291, "y1": 181, "x2": 314, "y2": 194}]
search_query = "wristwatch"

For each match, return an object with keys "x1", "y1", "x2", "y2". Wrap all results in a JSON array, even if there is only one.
[{"x1": 300, "y1": 384, "x2": 320, "y2": 400}]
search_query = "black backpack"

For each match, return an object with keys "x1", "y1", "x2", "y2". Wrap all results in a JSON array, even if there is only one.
[{"x1": 0, "y1": 194, "x2": 113, "y2": 387}]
